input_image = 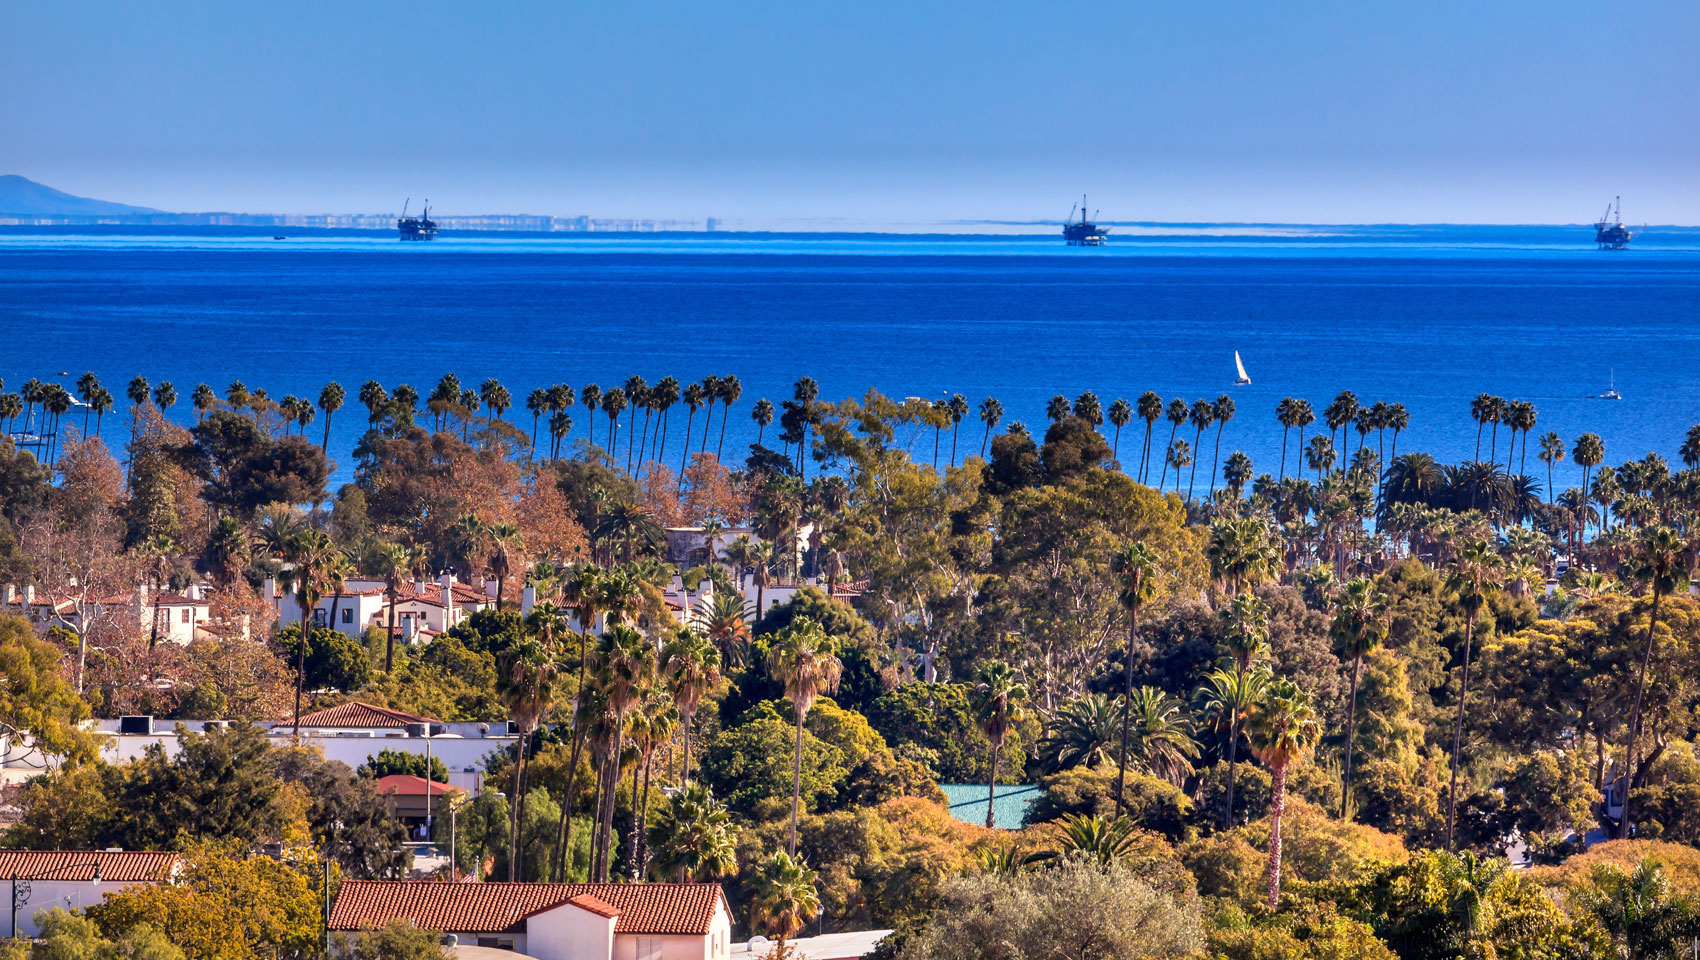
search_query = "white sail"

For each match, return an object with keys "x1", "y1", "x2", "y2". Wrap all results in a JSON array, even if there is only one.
[{"x1": 1234, "y1": 351, "x2": 1250, "y2": 383}]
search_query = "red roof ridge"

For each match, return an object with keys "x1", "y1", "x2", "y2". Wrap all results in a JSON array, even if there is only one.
[{"x1": 562, "y1": 893, "x2": 621, "y2": 920}]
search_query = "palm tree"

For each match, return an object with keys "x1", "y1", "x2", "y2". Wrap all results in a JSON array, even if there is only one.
[
  {"x1": 1044, "y1": 814, "x2": 1143, "y2": 867},
  {"x1": 126, "y1": 376, "x2": 150, "y2": 440},
  {"x1": 90, "y1": 387, "x2": 113, "y2": 438},
  {"x1": 1536, "y1": 432, "x2": 1566, "y2": 502},
  {"x1": 376, "y1": 542, "x2": 417, "y2": 672},
  {"x1": 1444, "y1": 538, "x2": 1502, "y2": 851},
  {"x1": 1157, "y1": 399, "x2": 1187, "y2": 489},
  {"x1": 1110, "y1": 540, "x2": 1158, "y2": 815},
  {"x1": 75, "y1": 372, "x2": 100, "y2": 434},
  {"x1": 648, "y1": 377, "x2": 677, "y2": 464},
  {"x1": 978, "y1": 396, "x2": 1003, "y2": 458},
  {"x1": 1045, "y1": 394, "x2": 1070, "y2": 424},
  {"x1": 752, "y1": 398, "x2": 775, "y2": 447},
  {"x1": 750, "y1": 851, "x2": 820, "y2": 951},
  {"x1": 1332, "y1": 576, "x2": 1388, "y2": 820},
  {"x1": 487, "y1": 522, "x2": 524, "y2": 609},
  {"x1": 280, "y1": 529, "x2": 335, "y2": 737},
  {"x1": 662, "y1": 627, "x2": 721, "y2": 784},
  {"x1": 946, "y1": 393, "x2": 968, "y2": 466},
  {"x1": 1223, "y1": 451, "x2": 1254, "y2": 499},
  {"x1": 1324, "y1": 391, "x2": 1358, "y2": 457},
  {"x1": 1164, "y1": 440, "x2": 1192, "y2": 494},
  {"x1": 1198, "y1": 665, "x2": 1270, "y2": 830},
  {"x1": 1305, "y1": 435, "x2": 1336, "y2": 482},
  {"x1": 1209, "y1": 395, "x2": 1235, "y2": 494},
  {"x1": 596, "y1": 501, "x2": 663, "y2": 564},
  {"x1": 1508, "y1": 400, "x2": 1537, "y2": 474},
  {"x1": 1574, "y1": 432, "x2": 1605, "y2": 494},
  {"x1": 1105, "y1": 398, "x2": 1132, "y2": 463},
  {"x1": 592, "y1": 624, "x2": 655, "y2": 881},
  {"x1": 153, "y1": 381, "x2": 177, "y2": 416},
  {"x1": 1036, "y1": 694, "x2": 1120, "y2": 772},
  {"x1": 1219, "y1": 590, "x2": 1272, "y2": 826},
  {"x1": 647, "y1": 783, "x2": 737, "y2": 882},
  {"x1": 767, "y1": 616, "x2": 842, "y2": 855},
  {"x1": 1123, "y1": 686, "x2": 1199, "y2": 786},
  {"x1": 578, "y1": 383, "x2": 601, "y2": 449},
  {"x1": 1247, "y1": 677, "x2": 1322, "y2": 908},
  {"x1": 316, "y1": 381, "x2": 344, "y2": 452},
  {"x1": 498, "y1": 638, "x2": 559, "y2": 880},
  {"x1": 1386, "y1": 402, "x2": 1410, "y2": 460},
  {"x1": 1187, "y1": 398, "x2": 1214, "y2": 500},
  {"x1": 1207, "y1": 516, "x2": 1280, "y2": 597},
  {"x1": 1618, "y1": 525, "x2": 1693, "y2": 840},
  {"x1": 1275, "y1": 398, "x2": 1296, "y2": 480},
  {"x1": 1468, "y1": 392, "x2": 1494, "y2": 460},
  {"x1": 692, "y1": 589, "x2": 754, "y2": 670},
  {"x1": 1136, "y1": 391, "x2": 1163, "y2": 483},
  {"x1": 679, "y1": 381, "x2": 705, "y2": 474},
  {"x1": 1292, "y1": 398, "x2": 1316, "y2": 463},
  {"x1": 712, "y1": 374, "x2": 741, "y2": 460},
  {"x1": 749, "y1": 540, "x2": 775, "y2": 619},
  {"x1": 971, "y1": 660, "x2": 1028, "y2": 829}
]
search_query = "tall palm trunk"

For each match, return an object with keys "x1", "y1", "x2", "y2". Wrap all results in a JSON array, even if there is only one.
[
  {"x1": 1224, "y1": 712, "x2": 1241, "y2": 829},
  {"x1": 509, "y1": 732, "x2": 529, "y2": 879},
  {"x1": 950, "y1": 423, "x2": 960, "y2": 466},
  {"x1": 984, "y1": 738, "x2": 1002, "y2": 829},
  {"x1": 1187, "y1": 426, "x2": 1203, "y2": 499},
  {"x1": 1279, "y1": 426, "x2": 1290, "y2": 480},
  {"x1": 1115, "y1": 610, "x2": 1138, "y2": 817},
  {"x1": 680, "y1": 411, "x2": 696, "y2": 476},
  {"x1": 637, "y1": 755, "x2": 655, "y2": 877},
  {"x1": 1445, "y1": 614, "x2": 1476, "y2": 851},
  {"x1": 789, "y1": 706, "x2": 805, "y2": 855},
  {"x1": 1619, "y1": 586, "x2": 1664, "y2": 839},
  {"x1": 638, "y1": 410, "x2": 653, "y2": 473},
  {"x1": 682, "y1": 706, "x2": 696, "y2": 785},
  {"x1": 385, "y1": 587, "x2": 398, "y2": 672},
  {"x1": 588, "y1": 758, "x2": 606, "y2": 879},
  {"x1": 1266, "y1": 763, "x2": 1288, "y2": 908},
  {"x1": 627, "y1": 759, "x2": 643, "y2": 879},
  {"x1": 1340, "y1": 654, "x2": 1362, "y2": 820},
  {"x1": 1210, "y1": 423, "x2": 1225, "y2": 494},
  {"x1": 599, "y1": 724, "x2": 625, "y2": 881},
  {"x1": 717, "y1": 404, "x2": 731, "y2": 460},
  {"x1": 551, "y1": 726, "x2": 586, "y2": 880},
  {"x1": 1159, "y1": 422, "x2": 1181, "y2": 488}
]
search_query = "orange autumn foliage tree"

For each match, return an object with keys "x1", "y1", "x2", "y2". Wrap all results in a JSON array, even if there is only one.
[
  {"x1": 516, "y1": 469, "x2": 590, "y2": 562},
  {"x1": 682, "y1": 453, "x2": 748, "y2": 527}
]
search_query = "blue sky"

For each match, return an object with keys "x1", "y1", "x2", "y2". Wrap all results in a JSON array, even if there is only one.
[{"x1": 3, "y1": 0, "x2": 1696, "y2": 223}]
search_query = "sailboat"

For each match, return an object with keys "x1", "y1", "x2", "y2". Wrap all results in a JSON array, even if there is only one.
[
  {"x1": 1234, "y1": 351, "x2": 1251, "y2": 386},
  {"x1": 1599, "y1": 369, "x2": 1622, "y2": 400}
]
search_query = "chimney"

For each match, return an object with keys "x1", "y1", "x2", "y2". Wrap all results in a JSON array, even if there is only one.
[
  {"x1": 440, "y1": 573, "x2": 454, "y2": 626},
  {"x1": 485, "y1": 578, "x2": 499, "y2": 600},
  {"x1": 521, "y1": 584, "x2": 536, "y2": 616},
  {"x1": 22, "y1": 584, "x2": 35, "y2": 605},
  {"x1": 414, "y1": 578, "x2": 427, "y2": 597},
  {"x1": 186, "y1": 583, "x2": 201, "y2": 601},
  {"x1": 262, "y1": 577, "x2": 276, "y2": 600},
  {"x1": 2, "y1": 584, "x2": 14, "y2": 605}
]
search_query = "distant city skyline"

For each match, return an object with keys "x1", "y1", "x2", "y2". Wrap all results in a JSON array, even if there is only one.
[{"x1": 3, "y1": 1, "x2": 1696, "y2": 224}]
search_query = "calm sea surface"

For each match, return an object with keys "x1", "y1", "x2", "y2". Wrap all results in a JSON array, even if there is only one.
[{"x1": 2, "y1": 225, "x2": 1698, "y2": 490}]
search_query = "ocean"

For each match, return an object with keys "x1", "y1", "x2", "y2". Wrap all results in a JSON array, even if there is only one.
[{"x1": 2, "y1": 224, "x2": 1698, "y2": 492}]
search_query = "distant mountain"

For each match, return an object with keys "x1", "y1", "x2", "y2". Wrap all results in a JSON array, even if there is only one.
[{"x1": 0, "y1": 175, "x2": 162, "y2": 216}]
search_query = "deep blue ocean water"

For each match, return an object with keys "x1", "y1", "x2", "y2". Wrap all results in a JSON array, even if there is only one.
[{"x1": 2, "y1": 224, "x2": 1698, "y2": 491}]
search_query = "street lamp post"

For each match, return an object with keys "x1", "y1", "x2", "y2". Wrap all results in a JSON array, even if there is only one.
[{"x1": 9, "y1": 861, "x2": 102, "y2": 940}]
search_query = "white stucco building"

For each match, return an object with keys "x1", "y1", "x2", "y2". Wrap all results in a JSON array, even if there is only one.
[{"x1": 0, "y1": 850, "x2": 181, "y2": 939}]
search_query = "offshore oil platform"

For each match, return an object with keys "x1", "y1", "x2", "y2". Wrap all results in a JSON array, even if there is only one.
[
  {"x1": 1062, "y1": 195, "x2": 1107, "y2": 246},
  {"x1": 1594, "y1": 197, "x2": 1632, "y2": 250},
  {"x1": 398, "y1": 198, "x2": 438, "y2": 241}
]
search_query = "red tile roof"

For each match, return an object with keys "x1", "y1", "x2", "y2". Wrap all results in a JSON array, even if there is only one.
[
  {"x1": 0, "y1": 850, "x2": 179, "y2": 882},
  {"x1": 329, "y1": 881, "x2": 727, "y2": 936},
  {"x1": 286, "y1": 701, "x2": 438, "y2": 728},
  {"x1": 372, "y1": 775, "x2": 456, "y2": 797}
]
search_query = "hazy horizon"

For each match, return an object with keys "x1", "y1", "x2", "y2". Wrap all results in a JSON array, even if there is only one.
[{"x1": 4, "y1": 1, "x2": 1696, "y2": 224}]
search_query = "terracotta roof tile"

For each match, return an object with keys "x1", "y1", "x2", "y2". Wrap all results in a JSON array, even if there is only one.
[
  {"x1": 329, "y1": 881, "x2": 726, "y2": 935},
  {"x1": 372, "y1": 775, "x2": 456, "y2": 797},
  {"x1": 0, "y1": 850, "x2": 179, "y2": 882},
  {"x1": 286, "y1": 701, "x2": 438, "y2": 728}
]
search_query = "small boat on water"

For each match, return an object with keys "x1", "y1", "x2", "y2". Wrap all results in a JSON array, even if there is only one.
[
  {"x1": 1234, "y1": 351, "x2": 1251, "y2": 385},
  {"x1": 1599, "y1": 369, "x2": 1622, "y2": 400}
]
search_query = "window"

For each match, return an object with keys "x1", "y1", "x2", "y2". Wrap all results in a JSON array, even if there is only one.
[
  {"x1": 312, "y1": 609, "x2": 327, "y2": 625},
  {"x1": 636, "y1": 938, "x2": 663, "y2": 960},
  {"x1": 181, "y1": 608, "x2": 191, "y2": 623},
  {"x1": 341, "y1": 607, "x2": 353, "y2": 624},
  {"x1": 475, "y1": 938, "x2": 515, "y2": 951}
]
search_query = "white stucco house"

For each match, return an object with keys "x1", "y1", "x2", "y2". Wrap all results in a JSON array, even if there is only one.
[
  {"x1": 267, "y1": 574, "x2": 496, "y2": 641},
  {"x1": 329, "y1": 880, "x2": 733, "y2": 960},
  {"x1": 0, "y1": 850, "x2": 181, "y2": 939}
]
